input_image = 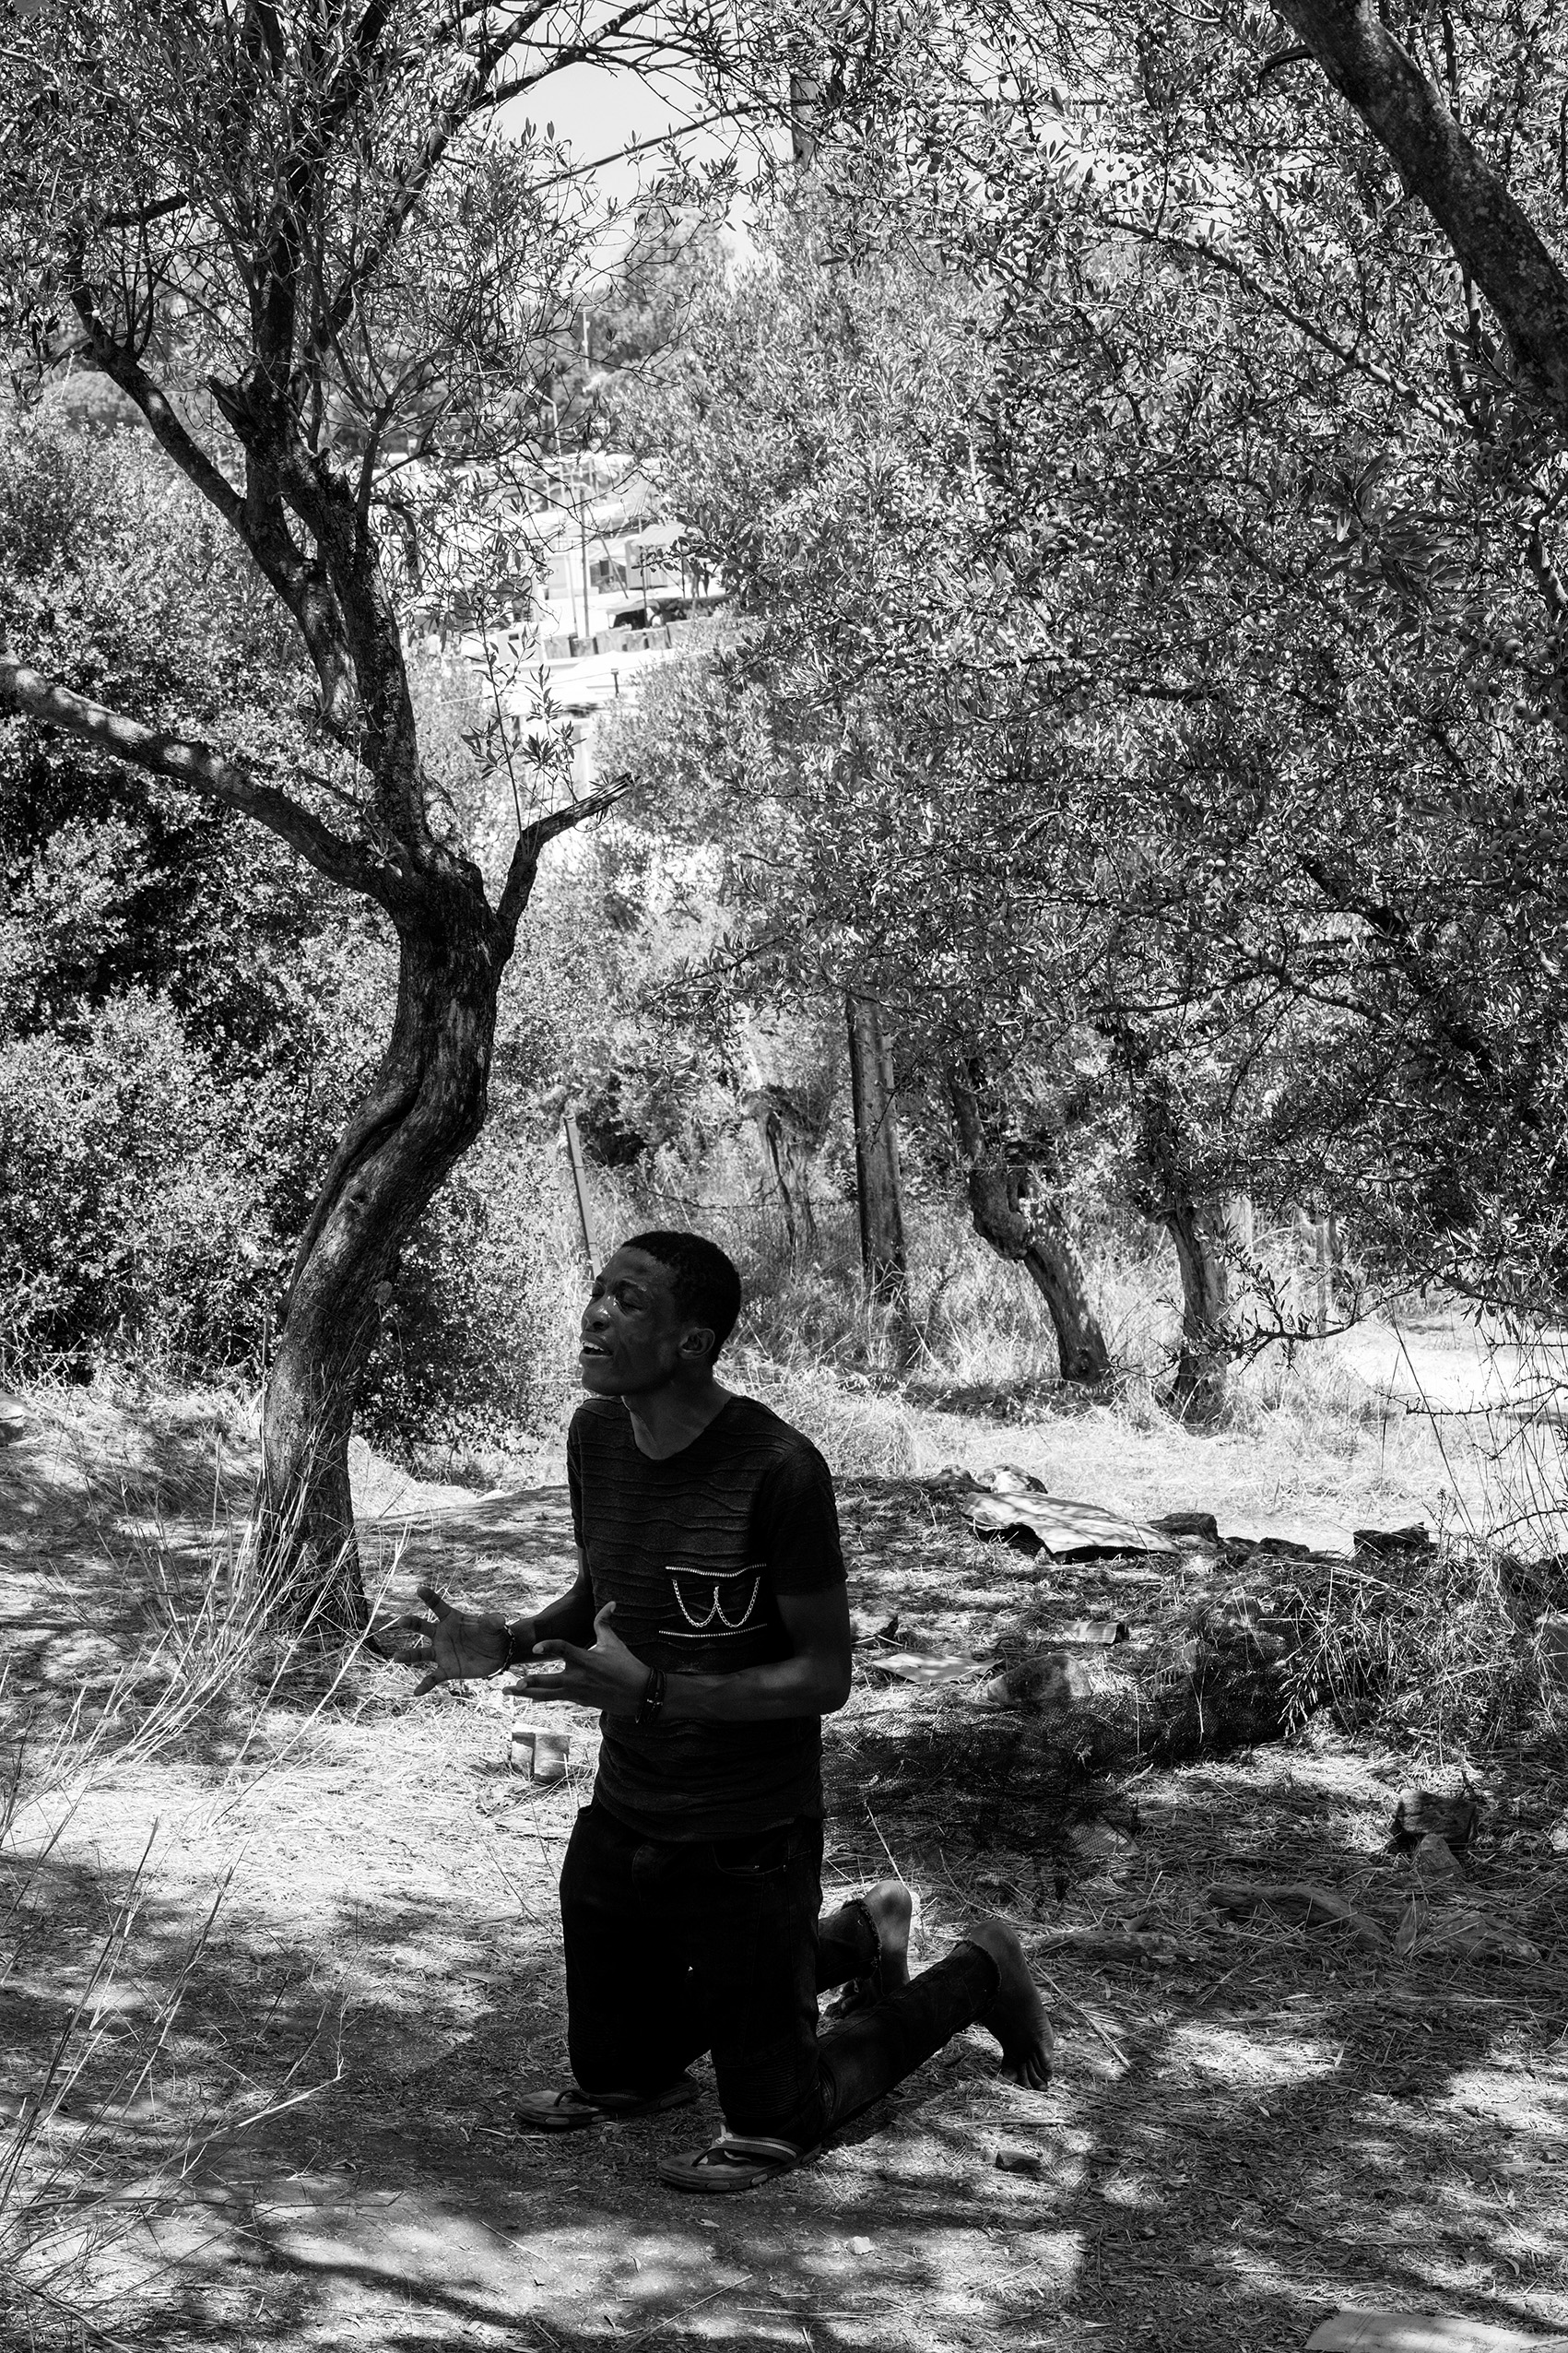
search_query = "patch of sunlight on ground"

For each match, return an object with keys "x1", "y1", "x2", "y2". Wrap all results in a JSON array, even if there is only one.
[{"x1": 1172, "y1": 2021, "x2": 1344, "y2": 2088}]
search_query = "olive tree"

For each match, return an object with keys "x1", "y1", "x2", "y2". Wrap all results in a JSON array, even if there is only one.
[
  {"x1": 953, "y1": 0, "x2": 1568, "y2": 1321},
  {"x1": 608, "y1": 229, "x2": 1123, "y2": 1383},
  {"x1": 0, "y1": 0, "x2": 770, "y2": 1619}
]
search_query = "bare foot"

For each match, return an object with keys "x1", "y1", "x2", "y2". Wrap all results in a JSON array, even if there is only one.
[
  {"x1": 961, "y1": 1917, "x2": 1055, "y2": 2088},
  {"x1": 860, "y1": 1878, "x2": 913, "y2": 1994},
  {"x1": 822, "y1": 1877, "x2": 913, "y2": 2012}
]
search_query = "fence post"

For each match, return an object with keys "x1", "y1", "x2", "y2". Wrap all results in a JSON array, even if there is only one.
[
  {"x1": 1315, "y1": 1215, "x2": 1330, "y2": 1333},
  {"x1": 561, "y1": 1111, "x2": 598, "y2": 1273},
  {"x1": 845, "y1": 990, "x2": 908, "y2": 1306}
]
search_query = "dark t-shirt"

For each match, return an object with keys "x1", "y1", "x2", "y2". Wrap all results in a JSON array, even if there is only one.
[{"x1": 567, "y1": 1394, "x2": 846, "y2": 1840}]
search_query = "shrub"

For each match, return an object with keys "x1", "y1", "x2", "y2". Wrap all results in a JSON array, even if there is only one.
[
  {"x1": 358, "y1": 1115, "x2": 588, "y2": 1472},
  {"x1": 0, "y1": 413, "x2": 467, "y2": 1383},
  {"x1": 0, "y1": 991, "x2": 285, "y2": 1372}
]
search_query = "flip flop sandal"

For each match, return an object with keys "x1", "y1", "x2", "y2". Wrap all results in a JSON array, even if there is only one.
[
  {"x1": 658, "y1": 2134, "x2": 805, "y2": 2193},
  {"x1": 516, "y1": 2076, "x2": 700, "y2": 2134}
]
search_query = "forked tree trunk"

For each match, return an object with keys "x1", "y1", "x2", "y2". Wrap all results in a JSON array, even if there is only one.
[
  {"x1": 255, "y1": 880, "x2": 506, "y2": 1630},
  {"x1": 949, "y1": 1073, "x2": 1111, "y2": 1384},
  {"x1": 1128, "y1": 1067, "x2": 1233, "y2": 1424}
]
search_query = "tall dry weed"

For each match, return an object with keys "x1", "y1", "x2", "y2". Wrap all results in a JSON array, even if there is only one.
[{"x1": 1, "y1": 1407, "x2": 382, "y2": 2344}]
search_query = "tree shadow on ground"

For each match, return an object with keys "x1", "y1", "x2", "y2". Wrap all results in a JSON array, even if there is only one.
[
  {"x1": 5, "y1": 1450, "x2": 1564, "y2": 2352},
  {"x1": 6, "y1": 1736, "x2": 1564, "y2": 2353}
]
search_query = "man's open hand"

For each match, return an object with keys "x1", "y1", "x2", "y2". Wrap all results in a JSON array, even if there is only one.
[
  {"x1": 517, "y1": 1603, "x2": 649, "y2": 1717},
  {"x1": 388, "y1": 1583, "x2": 512, "y2": 1694}
]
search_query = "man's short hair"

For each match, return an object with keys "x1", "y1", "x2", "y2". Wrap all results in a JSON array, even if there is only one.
[{"x1": 621, "y1": 1231, "x2": 743, "y2": 1360}]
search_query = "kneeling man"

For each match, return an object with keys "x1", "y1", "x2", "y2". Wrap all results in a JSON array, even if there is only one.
[{"x1": 403, "y1": 1231, "x2": 1053, "y2": 2193}]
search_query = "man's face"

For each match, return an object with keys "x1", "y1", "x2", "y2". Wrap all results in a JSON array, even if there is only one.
[{"x1": 578, "y1": 1247, "x2": 711, "y2": 1396}]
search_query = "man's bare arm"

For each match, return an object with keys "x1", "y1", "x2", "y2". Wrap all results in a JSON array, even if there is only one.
[
  {"x1": 661, "y1": 1586, "x2": 853, "y2": 1721},
  {"x1": 395, "y1": 1553, "x2": 595, "y2": 1692},
  {"x1": 509, "y1": 1549, "x2": 596, "y2": 1657},
  {"x1": 517, "y1": 1585, "x2": 853, "y2": 1720}
]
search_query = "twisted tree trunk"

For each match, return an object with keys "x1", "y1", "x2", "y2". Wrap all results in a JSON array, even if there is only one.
[
  {"x1": 1276, "y1": 0, "x2": 1568, "y2": 416},
  {"x1": 255, "y1": 881, "x2": 506, "y2": 1627},
  {"x1": 0, "y1": 659, "x2": 614, "y2": 1635},
  {"x1": 949, "y1": 1072, "x2": 1111, "y2": 1384}
]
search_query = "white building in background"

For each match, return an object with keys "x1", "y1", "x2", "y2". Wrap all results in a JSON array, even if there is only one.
[
  {"x1": 397, "y1": 449, "x2": 721, "y2": 654},
  {"x1": 393, "y1": 450, "x2": 724, "y2": 794}
]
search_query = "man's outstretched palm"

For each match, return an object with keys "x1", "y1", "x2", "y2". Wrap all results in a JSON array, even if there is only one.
[
  {"x1": 390, "y1": 1583, "x2": 511, "y2": 1693},
  {"x1": 518, "y1": 1603, "x2": 646, "y2": 1713}
]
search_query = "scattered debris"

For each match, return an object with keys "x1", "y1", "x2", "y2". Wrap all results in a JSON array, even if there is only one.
[
  {"x1": 1208, "y1": 1592, "x2": 1300, "y2": 1662},
  {"x1": 851, "y1": 1610, "x2": 901, "y2": 1647},
  {"x1": 968, "y1": 1489, "x2": 1171, "y2": 1558},
  {"x1": 1220, "y1": 1517, "x2": 1357, "y2": 1559},
  {"x1": 1149, "y1": 1509, "x2": 1220, "y2": 1545},
  {"x1": 1394, "y1": 1903, "x2": 1543, "y2": 1967},
  {"x1": 1056, "y1": 1617, "x2": 1130, "y2": 1646},
  {"x1": 995, "y1": 2146, "x2": 1044, "y2": 2177},
  {"x1": 980, "y1": 1652, "x2": 1125, "y2": 1711},
  {"x1": 511, "y1": 1728, "x2": 570, "y2": 1782},
  {"x1": 1206, "y1": 1881, "x2": 1388, "y2": 1948},
  {"x1": 1066, "y1": 1821, "x2": 1136, "y2": 1862},
  {"x1": 1036, "y1": 1925, "x2": 1187, "y2": 1968},
  {"x1": 1305, "y1": 2311, "x2": 1568, "y2": 2351},
  {"x1": 961, "y1": 1470, "x2": 1433, "y2": 1584},
  {"x1": 868, "y1": 1649, "x2": 984, "y2": 1686}
]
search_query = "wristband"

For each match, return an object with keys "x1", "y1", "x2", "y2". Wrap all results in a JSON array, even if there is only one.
[
  {"x1": 637, "y1": 1665, "x2": 666, "y2": 1729},
  {"x1": 502, "y1": 1620, "x2": 535, "y2": 1671}
]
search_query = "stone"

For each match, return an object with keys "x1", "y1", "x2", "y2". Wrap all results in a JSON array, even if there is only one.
[
  {"x1": 1350, "y1": 1523, "x2": 1434, "y2": 1557},
  {"x1": 1411, "y1": 1834, "x2": 1464, "y2": 1886},
  {"x1": 1393, "y1": 1788, "x2": 1479, "y2": 1850},
  {"x1": 1149, "y1": 1509, "x2": 1221, "y2": 1545}
]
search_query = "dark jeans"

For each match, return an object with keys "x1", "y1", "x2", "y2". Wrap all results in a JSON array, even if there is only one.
[{"x1": 558, "y1": 1799, "x2": 996, "y2": 2148}]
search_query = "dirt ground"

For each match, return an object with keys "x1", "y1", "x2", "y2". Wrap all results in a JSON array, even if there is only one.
[{"x1": 2, "y1": 1393, "x2": 1565, "y2": 2353}]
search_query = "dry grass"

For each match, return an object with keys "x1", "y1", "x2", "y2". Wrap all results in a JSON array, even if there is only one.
[
  {"x1": 1, "y1": 1394, "x2": 1564, "y2": 2353},
  {"x1": 0, "y1": 1393, "x2": 405, "y2": 2347},
  {"x1": 3, "y1": 1271, "x2": 1565, "y2": 2350}
]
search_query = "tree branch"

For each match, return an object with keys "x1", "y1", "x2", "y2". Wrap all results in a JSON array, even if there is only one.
[
  {"x1": 1276, "y1": 0, "x2": 1568, "y2": 413},
  {"x1": 0, "y1": 657, "x2": 384, "y2": 905},
  {"x1": 317, "y1": 0, "x2": 655, "y2": 351},
  {"x1": 1295, "y1": 848, "x2": 1497, "y2": 1084},
  {"x1": 496, "y1": 773, "x2": 636, "y2": 940},
  {"x1": 1257, "y1": 46, "x2": 1315, "y2": 83},
  {"x1": 65, "y1": 260, "x2": 355, "y2": 727},
  {"x1": 97, "y1": 191, "x2": 192, "y2": 231},
  {"x1": 1114, "y1": 218, "x2": 1462, "y2": 431},
  {"x1": 65, "y1": 275, "x2": 247, "y2": 539}
]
